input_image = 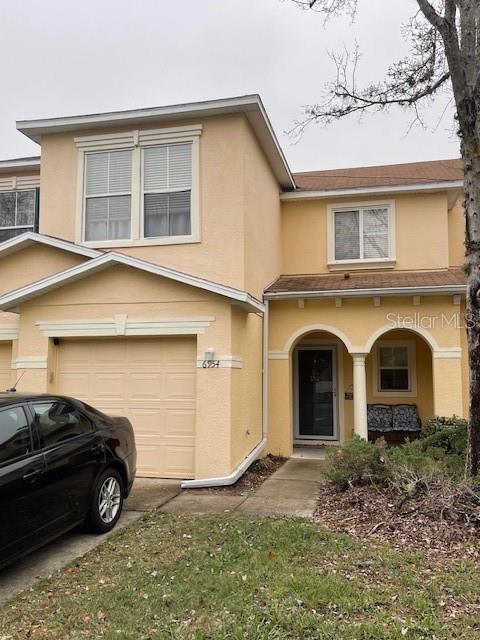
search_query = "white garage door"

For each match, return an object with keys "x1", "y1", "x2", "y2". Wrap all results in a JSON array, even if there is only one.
[
  {"x1": 56, "y1": 337, "x2": 196, "y2": 478},
  {"x1": 0, "y1": 342, "x2": 12, "y2": 392}
]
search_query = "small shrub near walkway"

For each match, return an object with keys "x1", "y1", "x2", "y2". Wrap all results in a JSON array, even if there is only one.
[
  {"x1": 317, "y1": 417, "x2": 480, "y2": 555},
  {"x1": 1, "y1": 512, "x2": 480, "y2": 639}
]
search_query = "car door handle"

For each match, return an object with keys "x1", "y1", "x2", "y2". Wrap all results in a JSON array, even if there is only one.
[{"x1": 23, "y1": 468, "x2": 43, "y2": 482}]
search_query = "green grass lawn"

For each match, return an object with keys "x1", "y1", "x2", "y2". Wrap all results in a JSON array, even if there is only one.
[{"x1": 1, "y1": 512, "x2": 479, "y2": 639}]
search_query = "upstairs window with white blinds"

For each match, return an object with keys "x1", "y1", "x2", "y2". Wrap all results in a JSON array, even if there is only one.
[
  {"x1": 333, "y1": 206, "x2": 390, "y2": 262},
  {"x1": 0, "y1": 190, "x2": 36, "y2": 242},
  {"x1": 143, "y1": 143, "x2": 192, "y2": 238},
  {"x1": 84, "y1": 150, "x2": 132, "y2": 241}
]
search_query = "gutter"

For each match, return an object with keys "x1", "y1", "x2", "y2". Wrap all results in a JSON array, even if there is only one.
[
  {"x1": 264, "y1": 284, "x2": 467, "y2": 301},
  {"x1": 182, "y1": 301, "x2": 270, "y2": 489},
  {"x1": 280, "y1": 180, "x2": 464, "y2": 201}
]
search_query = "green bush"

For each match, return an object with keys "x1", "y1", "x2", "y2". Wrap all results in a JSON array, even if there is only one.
[
  {"x1": 420, "y1": 416, "x2": 467, "y2": 457},
  {"x1": 324, "y1": 436, "x2": 387, "y2": 490}
]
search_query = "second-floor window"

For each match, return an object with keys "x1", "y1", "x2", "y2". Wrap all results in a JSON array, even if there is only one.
[
  {"x1": 0, "y1": 190, "x2": 37, "y2": 242},
  {"x1": 77, "y1": 125, "x2": 200, "y2": 247},
  {"x1": 332, "y1": 205, "x2": 392, "y2": 263},
  {"x1": 85, "y1": 151, "x2": 132, "y2": 241}
]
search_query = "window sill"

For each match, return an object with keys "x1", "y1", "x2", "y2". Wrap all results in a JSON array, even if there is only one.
[
  {"x1": 328, "y1": 259, "x2": 396, "y2": 272},
  {"x1": 372, "y1": 390, "x2": 417, "y2": 398},
  {"x1": 80, "y1": 235, "x2": 201, "y2": 249}
]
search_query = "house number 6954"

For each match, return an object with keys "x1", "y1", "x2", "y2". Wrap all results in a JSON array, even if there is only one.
[{"x1": 202, "y1": 360, "x2": 220, "y2": 368}]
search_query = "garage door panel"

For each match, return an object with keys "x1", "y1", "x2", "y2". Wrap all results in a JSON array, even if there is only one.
[{"x1": 57, "y1": 337, "x2": 196, "y2": 478}]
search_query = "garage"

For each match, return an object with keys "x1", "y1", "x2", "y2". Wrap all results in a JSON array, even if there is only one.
[
  {"x1": 56, "y1": 337, "x2": 196, "y2": 478},
  {"x1": 0, "y1": 342, "x2": 12, "y2": 392}
]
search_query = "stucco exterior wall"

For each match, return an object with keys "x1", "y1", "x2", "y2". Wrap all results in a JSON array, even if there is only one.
[
  {"x1": 11, "y1": 264, "x2": 254, "y2": 479},
  {"x1": 38, "y1": 113, "x2": 282, "y2": 297},
  {"x1": 267, "y1": 295, "x2": 465, "y2": 457},
  {"x1": 281, "y1": 192, "x2": 450, "y2": 274}
]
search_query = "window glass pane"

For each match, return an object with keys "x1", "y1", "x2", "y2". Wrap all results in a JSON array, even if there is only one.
[
  {"x1": 144, "y1": 191, "x2": 191, "y2": 237},
  {"x1": 32, "y1": 402, "x2": 93, "y2": 448},
  {"x1": 85, "y1": 197, "x2": 108, "y2": 241},
  {"x1": 379, "y1": 346, "x2": 393, "y2": 367},
  {"x1": 144, "y1": 146, "x2": 168, "y2": 192},
  {"x1": 334, "y1": 210, "x2": 360, "y2": 260},
  {"x1": 108, "y1": 195, "x2": 131, "y2": 239},
  {"x1": 380, "y1": 369, "x2": 409, "y2": 391},
  {"x1": 85, "y1": 196, "x2": 131, "y2": 241},
  {"x1": 16, "y1": 191, "x2": 36, "y2": 226},
  {"x1": 392, "y1": 346, "x2": 408, "y2": 367},
  {"x1": 86, "y1": 152, "x2": 109, "y2": 195},
  {"x1": 363, "y1": 208, "x2": 389, "y2": 259},
  {"x1": 0, "y1": 192, "x2": 16, "y2": 227},
  {"x1": 168, "y1": 143, "x2": 192, "y2": 190},
  {"x1": 0, "y1": 407, "x2": 31, "y2": 464},
  {"x1": 108, "y1": 150, "x2": 132, "y2": 193}
]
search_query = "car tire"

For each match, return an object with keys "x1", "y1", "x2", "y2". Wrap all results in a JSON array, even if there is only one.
[{"x1": 86, "y1": 468, "x2": 124, "y2": 534}]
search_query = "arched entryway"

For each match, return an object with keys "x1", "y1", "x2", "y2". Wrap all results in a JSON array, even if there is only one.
[{"x1": 291, "y1": 329, "x2": 352, "y2": 445}]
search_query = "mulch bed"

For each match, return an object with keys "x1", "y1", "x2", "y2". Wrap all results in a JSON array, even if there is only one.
[
  {"x1": 315, "y1": 482, "x2": 480, "y2": 560},
  {"x1": 190, "y1": 455, "x2": 286, "y2": 496}
]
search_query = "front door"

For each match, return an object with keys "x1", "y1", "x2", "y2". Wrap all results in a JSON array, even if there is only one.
[{"x1": 295, "y1": 346, "x2": 338, "y2": 441}]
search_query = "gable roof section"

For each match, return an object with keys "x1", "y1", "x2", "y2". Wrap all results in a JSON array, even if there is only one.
[
  {"x1": 16, "y1": 95, "x2": 294, "y2": 190},
  {"x1": 0, "y1": 251, "x2": 265, "y2": 313},
  {"x1": 265, "y1": 268, "x2": 466, "y2": 299},
  {"x1": 0, "y1": 232, "x2": 101, "y2": 259}
]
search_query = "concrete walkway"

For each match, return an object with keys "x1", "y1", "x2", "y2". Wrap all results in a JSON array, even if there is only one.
[
  {"x1": 0, "y1": 461, "x2": 323, "y2": 605},
  {"x1": 162, "y1": 458, "x2": 324, "y2": 518}
]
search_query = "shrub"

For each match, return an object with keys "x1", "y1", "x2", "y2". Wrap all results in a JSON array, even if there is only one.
[
  {"x1": 420, "y1": 416, "x2": 467, "y2": 457},
  {"x1": 324, "y1": 436, "x2": 386, "y2": 490}
]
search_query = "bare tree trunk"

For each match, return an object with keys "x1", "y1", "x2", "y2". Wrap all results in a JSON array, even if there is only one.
[{"x1": 463, "y1": 143, "x2": 480, "y2": 476}]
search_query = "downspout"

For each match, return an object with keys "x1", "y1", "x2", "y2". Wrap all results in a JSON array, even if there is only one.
[{"x1": 181, "y1": 301, "x2": 269, "y2": 489}]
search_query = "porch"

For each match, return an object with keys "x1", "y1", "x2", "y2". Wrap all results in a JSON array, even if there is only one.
[{"x1": 266, "y1": 294, "x2": 467, "y2": 458}]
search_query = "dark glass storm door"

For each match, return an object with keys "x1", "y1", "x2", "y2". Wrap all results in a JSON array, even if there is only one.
[{"x1": 295, "y1": 346, "x2": 338, "y2": 440}]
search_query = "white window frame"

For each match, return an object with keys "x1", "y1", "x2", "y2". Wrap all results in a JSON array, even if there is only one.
[
  {"x1": 0, "y1": 188, "x2": 37, "y2": 238},
  {"x1": 372, "y1": 339, "x2": 417, "y2": 397},
  {"x1": 327, "y1": 200, "x2": 396, "y2": 270},
  {"x1": 75, "y1": 125, "x2": 201, "y2": 248}
]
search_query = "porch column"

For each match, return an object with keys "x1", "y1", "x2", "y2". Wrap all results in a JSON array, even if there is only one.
[{"x1": 352, "y1": 353, "x2": 368, "y2": 439}]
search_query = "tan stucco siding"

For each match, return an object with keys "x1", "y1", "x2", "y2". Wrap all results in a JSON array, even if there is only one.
[
  {"x1": 38, "y1": 115, "x2": 254, "y2": 291},
  {"x1": 242, "y1": 119, "x2": 282, "y2": 297},
  {"x1": 281, "y1": 192, "x2": 450, "y2": 274},
  {"x1": 0, "y1": 244, "x2": 88, "y2": 295},
  {"x1": 12, "y1": 264, "x2": 260, "y2": 480},
  {"x1": 268, "y1": 296, "x2": 467, "y2": 458}
]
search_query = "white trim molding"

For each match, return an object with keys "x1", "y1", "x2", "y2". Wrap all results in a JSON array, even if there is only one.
[
  {"x1": 0, "y1": 325, "x2": 19, "y2": 341},
  {"x1": 268, "y1": 350, "x2": 289, "y2": 360},
  {"x1": 0, "y1": 231, "x2": 101, "y2": 259},
  {"x1": 0, "y1": 175, "x2": 40, "y2": 191},
  {"x1": 264, "y1": 284, "x2": 466, "y2": 301},
  {"x1": 281, "y1": 180, "x2": 464, "y2": 200},
  {"x1": 12, "y1": 356, "x2": 47, "y2": 370},
  {"x1": 0, "y1": 251, "x2": 265, "y2": 313},
  {"x1": 196, "y1": 355, "x2": 243, "y2": 369},
  {"x1": 36, "y1": 315, "x2": 215, "y2": 338},
  {"x1": 433, "y1": 348, "x2": 463, "y2": 359}
]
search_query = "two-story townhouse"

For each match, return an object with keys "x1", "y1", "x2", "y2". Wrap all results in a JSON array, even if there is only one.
[{"x1": 0, "y1": 95, "x2": 467, "y2": 486}]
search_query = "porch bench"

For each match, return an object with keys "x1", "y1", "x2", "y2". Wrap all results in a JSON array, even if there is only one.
[{"x1": 367, "y1": 403, "x2": 421, "y2": 445}]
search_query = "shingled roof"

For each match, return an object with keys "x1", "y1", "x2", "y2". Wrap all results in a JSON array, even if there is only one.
[
  {"x1": 265, "y1": 268, "x2": 466, "y2": 298},
  {"x1": 293, "y1": 159, "x2": 463, "y2": 191}
]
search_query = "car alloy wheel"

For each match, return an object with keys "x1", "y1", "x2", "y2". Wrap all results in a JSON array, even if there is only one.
[{"x1": 98, "y1": 476, "x2": 122, "y2": 524}]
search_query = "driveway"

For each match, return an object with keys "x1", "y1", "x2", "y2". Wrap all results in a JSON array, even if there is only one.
[{"x1": 0, "y1": 479, "x2": 181, "y2": 605}]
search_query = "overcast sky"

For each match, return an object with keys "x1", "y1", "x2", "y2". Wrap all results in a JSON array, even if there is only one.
[{"x1": 0, "y1": 0, "x2": 459, "y2": 172}]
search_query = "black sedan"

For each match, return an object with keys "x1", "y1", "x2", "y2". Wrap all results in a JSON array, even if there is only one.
[{"x1": 0, "y1": 393, "x2": 136, "y2": 570}]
